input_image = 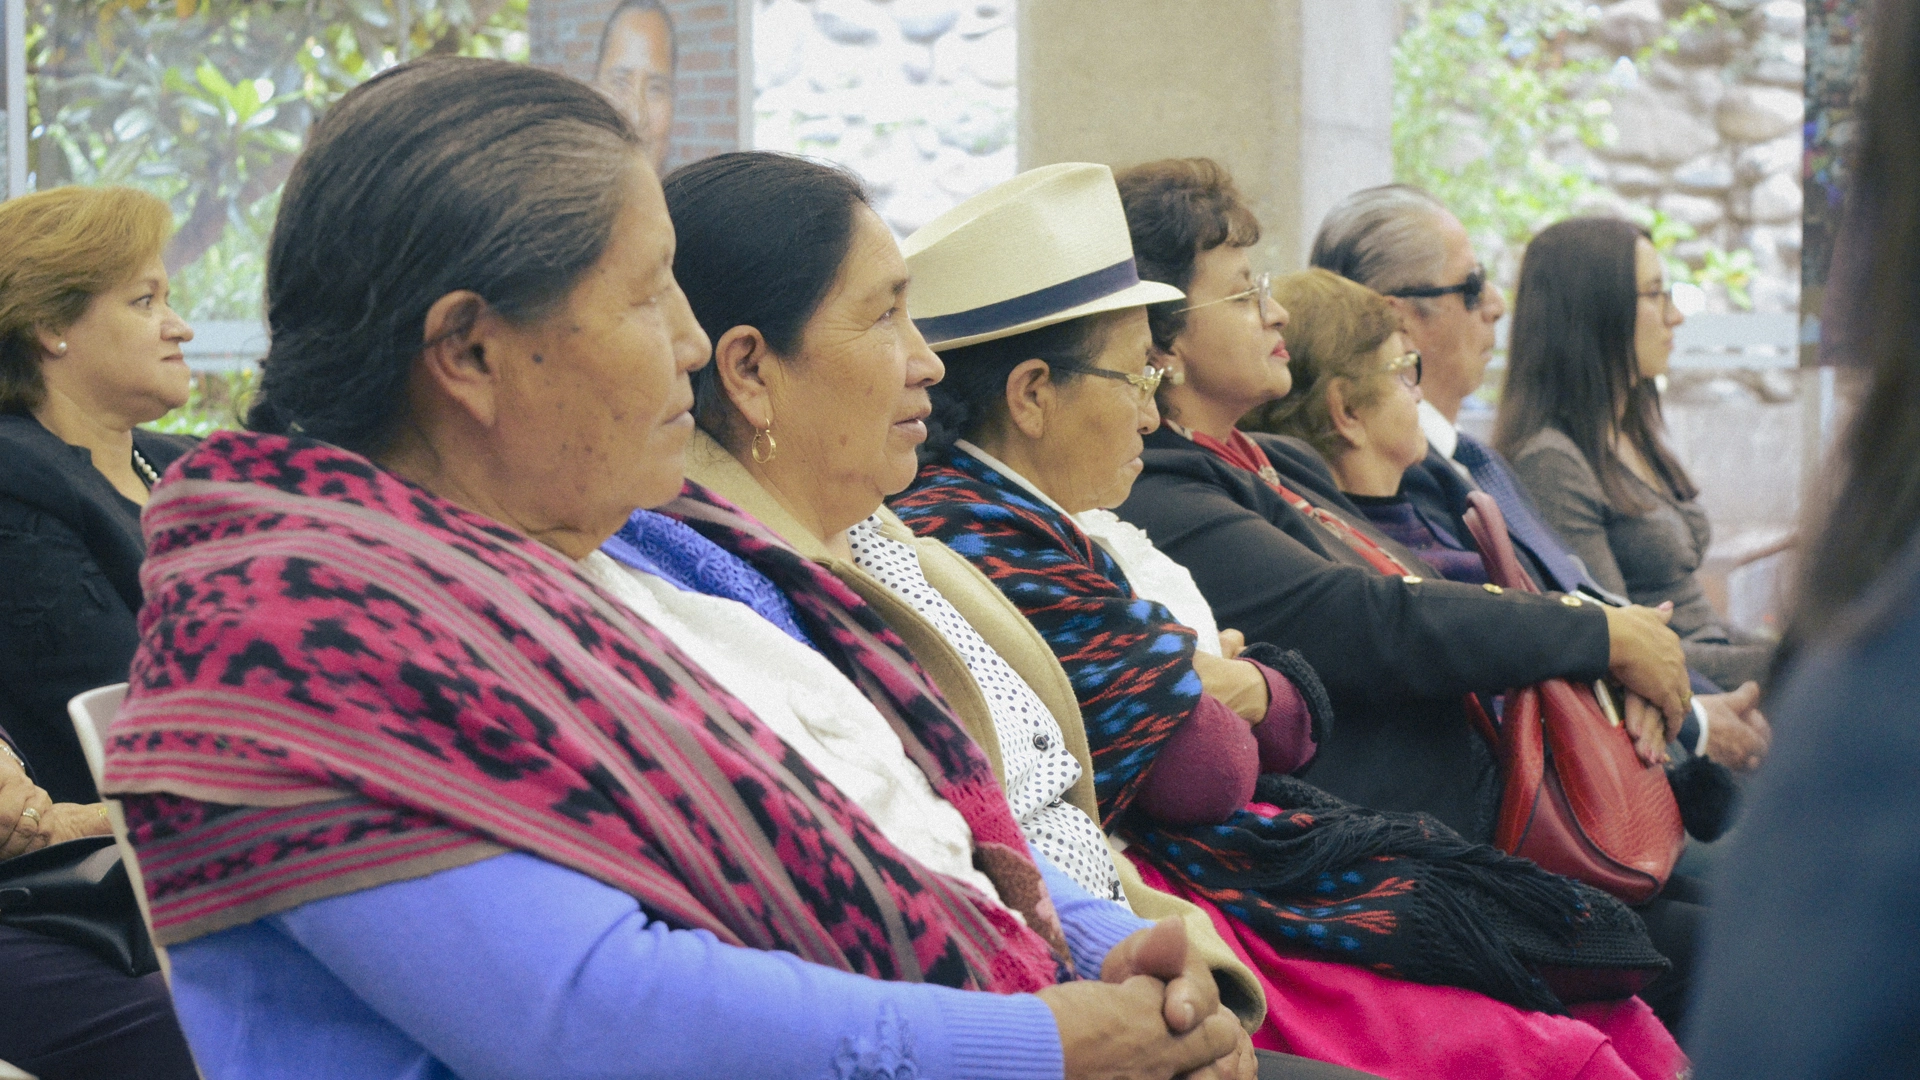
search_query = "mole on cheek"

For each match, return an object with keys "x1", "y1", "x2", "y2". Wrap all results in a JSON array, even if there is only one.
[{"x1": 531, "y1": 353, "x2": 546, "y2": 365}]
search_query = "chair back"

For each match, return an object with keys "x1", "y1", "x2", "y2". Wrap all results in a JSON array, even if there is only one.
[
  {"x1": 67, "y1": 683, "x2": 172, "y2": 983},
  {"x1": 68, "y1": 683, "x2": 127, "y2": 786}
]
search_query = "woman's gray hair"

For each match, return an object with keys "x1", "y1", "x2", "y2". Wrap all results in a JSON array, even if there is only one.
[
  {"x1": 1308, "y1": 184, "x2": 1454, "y2": 299},
  {"x1": 245, "y1": 57, "x2": 642, "y2": 454}
]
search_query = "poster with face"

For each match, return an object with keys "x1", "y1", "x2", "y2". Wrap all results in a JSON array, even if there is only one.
[
  {"x1": 593, "y1": 1, "x2": 676, "y2": 171},
  {"x1": 531, "y1": 0, "x2": 741, "y2": 175}
]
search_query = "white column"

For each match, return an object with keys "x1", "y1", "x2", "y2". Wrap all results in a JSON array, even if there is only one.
[
  {"x1": 5, "y1": 0, "x2": 25, "y2": 198},
  {"x1": 1018, "y1": 0, "x2": 1395, "y2": 272}
]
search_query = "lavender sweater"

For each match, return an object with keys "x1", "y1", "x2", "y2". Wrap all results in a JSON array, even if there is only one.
[{"x1": 167, "y1": 849, "x2": 1147, "y2": 1080}]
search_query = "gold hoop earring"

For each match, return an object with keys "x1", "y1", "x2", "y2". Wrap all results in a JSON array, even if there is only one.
[{"x1": 751, "y1": 426, "x2": 777, "y2": 464}]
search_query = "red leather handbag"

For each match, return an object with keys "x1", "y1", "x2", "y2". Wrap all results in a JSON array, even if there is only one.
[{"x1": 1461, "y1": 492, "x2": 1684, "y2": 905}]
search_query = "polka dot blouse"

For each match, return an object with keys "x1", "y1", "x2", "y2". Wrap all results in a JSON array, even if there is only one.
[{"x1": 848, "y1": 517, "x2": 1126, "y2": 903}]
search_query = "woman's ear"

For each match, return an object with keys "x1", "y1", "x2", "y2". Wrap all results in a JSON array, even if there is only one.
[
  {"x1": 1002, "y1": 358, "x2": 1057, "y2": 441},
  {"x1": 1324, "y1": 378, "x2": 1369, "y2": 451},
  {"x1": 712, "y1": 324, "x2": 775, "y2": 429},
  {"x1": 32, "y1": 325, "x2": 67, "y2": 360},
  {"x1": 418, "y1": 291, "x2": 503, "y2": 428},
  {"x1": 1148, "y1": 343, "x2": 1186, "y2": 386}
]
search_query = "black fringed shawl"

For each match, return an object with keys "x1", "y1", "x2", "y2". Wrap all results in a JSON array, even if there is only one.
[{"x1": 893, "y1": 445, "x2": 1668, "y2": 1012}]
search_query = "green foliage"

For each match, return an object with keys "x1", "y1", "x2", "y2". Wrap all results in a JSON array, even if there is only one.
[
  {"x1": 1629, "y1": 205, "x2": 1757, "y2": 309},
  {"x1": 1394, "y1": 1, "x2": 1614, "y2": 261},
  {"x1": 149, "y1": 367, "x2": 257, "y2": 436},
  {"x1": 27, "y1": 0, "x2": 528, "y2": 322},
  {"x1": 1393, "y1": 0, "x2": 1752, "y2": 310}
]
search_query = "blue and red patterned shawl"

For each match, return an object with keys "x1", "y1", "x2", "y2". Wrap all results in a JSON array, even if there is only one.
[
  {"x1": 893, "y1": 444, "x2": 1668, "y2": 1013},
  {"x1": 101, "y1": 432, "x2": 1059, "y2": 994}
]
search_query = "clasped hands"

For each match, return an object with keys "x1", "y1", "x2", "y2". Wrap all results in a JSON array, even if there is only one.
[
  {"x1": 1038, "y1": 918, "x2": 1255, "y2": 1080},
  {"x1": 1604, "y1": 599, "x2": 1772, "y2": 770},
  {"x1": 1192, "y1": 629, "x2": 1270, "y2": 724}
]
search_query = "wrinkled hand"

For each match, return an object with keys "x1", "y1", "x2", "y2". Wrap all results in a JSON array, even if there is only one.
[
  {"x1": 1700, "y1": 682, "x2": 1771, "y2": 772},
  {"x1": 1038, "y1": 974, "x2": 1245, "y2": 1080},
  {"x1": 1192, "y1": 652, "x2": 1270, "y2": 724},
  {"x1": 1603, "y1": 602, "x2": 1689, "y2": 739},
  {"x1": 0, "y1": 751, "x2": 53, "y2": 860},
  {"x1": 1217, "y1": 629, "x2": 1247, "y2": 660},
  {"x1": 40, "y1": 802, "x2": 114, "y2": 846},
  {"x1": 1102, "y1": 919, "x2": 1218, "y2": 1033},
  {"x1": 1620, "y1": 691, "x2": 1673, "y2": 766},
  {"x1": 1091, "y1": 920, "x2": 1249, "y2": 1079},
  {"x1": 1176, "y1": 1008, "x2": 1256, "y2": 1080}
]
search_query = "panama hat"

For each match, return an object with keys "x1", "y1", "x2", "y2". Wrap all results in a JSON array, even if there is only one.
[{"x1": 903, "y1": 162, "x2": 1184, "y2": 350}]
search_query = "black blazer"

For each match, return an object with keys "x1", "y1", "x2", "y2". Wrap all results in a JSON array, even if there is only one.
[
  {"x1": 0, "y1": 414, "x2": 195, "y2": 802},
  {"x1": 1118, "y1": 427, "x2": 1611, "y2": 839}
]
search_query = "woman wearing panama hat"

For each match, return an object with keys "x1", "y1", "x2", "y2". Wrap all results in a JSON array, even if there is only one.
[{"x1": 888, "y1": 161, "x2": 1688, "y2": 1080}]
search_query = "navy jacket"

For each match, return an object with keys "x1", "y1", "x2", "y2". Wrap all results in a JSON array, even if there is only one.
[
  {"x1": 1687, "y1": 538, "x2": 1920, "y2": 1077},
  {"x1": 1402, "y1": 445, "x2": 1568, "y2": 593}
]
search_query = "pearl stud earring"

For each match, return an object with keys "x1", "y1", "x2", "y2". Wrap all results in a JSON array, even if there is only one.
[{"x1": 54, "y1": 341, "x2": 67, "y2": 355}]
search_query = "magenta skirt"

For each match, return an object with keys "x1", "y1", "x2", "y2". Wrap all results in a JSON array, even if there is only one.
[{"x1": 1128, "y1": 854, "x2": 1687, "y2": 1080}]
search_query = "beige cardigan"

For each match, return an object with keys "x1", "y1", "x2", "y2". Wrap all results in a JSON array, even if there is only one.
[{"x1": 683, "y1": 433, "x2": 1264, "y2": 1025}]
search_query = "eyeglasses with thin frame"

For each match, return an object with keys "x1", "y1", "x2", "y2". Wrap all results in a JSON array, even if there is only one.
[
  {"x1": 1174, "y1": 271, "x2": 1276, "y2": 317},
  {"x1": 1381, "y1": 350, "x2": 1422, "y2": 389},
  {"x1": 1386, "y1": 265, "x2": 1488, "y2": 312},
  {"x1": 1059, "y1": 363, "x2": 1169, "y2": 405}
]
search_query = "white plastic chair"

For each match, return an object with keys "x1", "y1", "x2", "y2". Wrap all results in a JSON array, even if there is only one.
[
  {"x1": 69, "y1": 684, "x2": 206, "y2": 1079},
  {"x1": 66, "y1": 683, "x2": 172, "y2": 984}
]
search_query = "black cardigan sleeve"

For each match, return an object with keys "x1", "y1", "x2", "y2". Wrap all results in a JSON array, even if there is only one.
[
  {"x1": 0, "y1": 494, "x2": 140, "y2": 803},
  {"x1": 1120, "y1": 446, "x2": 1612, "y2": 712}
]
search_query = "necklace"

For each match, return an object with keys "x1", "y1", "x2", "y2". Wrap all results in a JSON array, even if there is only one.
[{"x1": 131, "y1": 446, "x2": 161, "y2": 488}]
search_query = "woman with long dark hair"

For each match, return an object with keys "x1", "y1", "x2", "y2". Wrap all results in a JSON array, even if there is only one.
[
  {"x1": 1687, "y1": 0, "x2": 1920, "y2": 1074},
  {"x1": 1495, "y1": 218, "x2": 1772, "y2": 692}
]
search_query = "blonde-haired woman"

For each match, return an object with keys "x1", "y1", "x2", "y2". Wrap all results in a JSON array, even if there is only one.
[
  {"x1": 0, "y1": 185, "x2": 198, "y2": 1079},
  {"x1": 0, "y1": 185, "x2": 196, "y2": 802},
  {"x1": 1241, "y1": 269, "x2": 1485, "y2": 584}
]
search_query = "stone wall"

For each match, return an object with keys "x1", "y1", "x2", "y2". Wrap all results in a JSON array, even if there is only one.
[
  {"x1": 750, "y1": 0, "x2": 1015, "y2": 236},
  {"x1": 530, "y1": 0, "x2": 742, "y2": 171},
  {"x1": 1569, "y1": 0, "x2": 1807, "y2": 314}
]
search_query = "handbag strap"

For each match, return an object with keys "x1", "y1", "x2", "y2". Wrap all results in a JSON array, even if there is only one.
[{"x1": 1461, "y1": 491, "x2": 1540, "y2": 596}]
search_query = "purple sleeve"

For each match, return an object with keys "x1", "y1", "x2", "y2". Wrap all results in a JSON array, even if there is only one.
[
  {"x1": 1134, "y1": 694, "x2": 1258, "y2": 825},
  {"x1": 1250, "y1": 661, "x2": 1318, "y2": 775},
  {"x1": 255, "y1": 852, "x2": 1064, "y2": 1080},
  {"x1": 1035, "y1": 849, "x2": 1151, "y2": 978}
]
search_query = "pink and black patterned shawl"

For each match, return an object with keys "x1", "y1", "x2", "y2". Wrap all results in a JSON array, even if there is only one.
[{"x1": 102, "y1": 432, "x2": 1059, "y2": 994}]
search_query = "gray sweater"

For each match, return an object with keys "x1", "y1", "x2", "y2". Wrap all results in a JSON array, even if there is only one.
[{"x1": 1508, "y1": 427, "x2": 1772, "y2": 689}]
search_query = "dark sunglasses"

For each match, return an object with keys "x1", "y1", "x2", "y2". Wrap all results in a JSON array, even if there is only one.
[{"x1": 1386, "y1": 265, "x2": 1488, "y2": 312}]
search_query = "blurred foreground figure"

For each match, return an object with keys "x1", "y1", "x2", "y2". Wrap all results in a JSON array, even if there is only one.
[{"x1": 1687, "y1": 1, "x2": 1920, "y2": 1074}]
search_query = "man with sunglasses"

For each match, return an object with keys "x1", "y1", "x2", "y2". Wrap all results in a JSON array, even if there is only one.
[{"x1": 1311, "y1": 185, "x2": 1770, "y2": 776}]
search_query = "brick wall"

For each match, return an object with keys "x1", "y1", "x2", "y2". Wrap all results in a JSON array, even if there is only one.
[{"x1": 530, "y1": 0, "x2": 741, "y2": 171}]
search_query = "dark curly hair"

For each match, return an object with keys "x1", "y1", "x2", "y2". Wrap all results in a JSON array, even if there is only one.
[{"x1": 1114, "y1": 158, "x2": 1262, "y2": 353}]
